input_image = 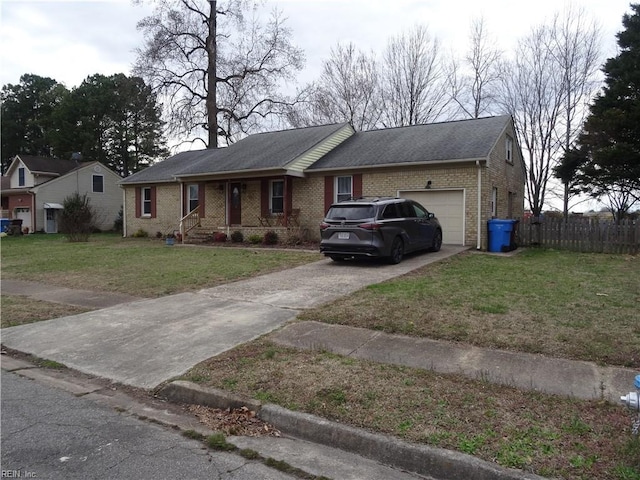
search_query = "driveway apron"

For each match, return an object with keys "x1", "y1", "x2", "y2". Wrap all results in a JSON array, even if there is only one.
[{"x1": 1, "y1": 246, "x2": 467, "y2": 389}]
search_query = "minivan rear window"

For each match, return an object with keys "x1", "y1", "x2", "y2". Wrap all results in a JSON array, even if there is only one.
[{"x1": 326, "y1": 205, "x2": 375, "y2": 220}]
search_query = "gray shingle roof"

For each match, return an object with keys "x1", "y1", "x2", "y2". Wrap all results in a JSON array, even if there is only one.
[
  {"x1": 120, "y1": 116, "x2": 511, "y2": 184},
  {"x1": 307, "y1": 115, "x2": 511, "y2": 170},
  {"x1": 17, "y1": 155, "x2": 78, "y2": 175},
  {"x1": 121, "y1": 123, "x2": 349, "y2": 184}
]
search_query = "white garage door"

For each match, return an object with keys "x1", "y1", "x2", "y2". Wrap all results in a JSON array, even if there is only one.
[
  {"x1": 15, "y1": 207, "x2": 32, "y2": 232},
  {"x1": 400, "y1": 190, "x2": 465, "y2": 245}
]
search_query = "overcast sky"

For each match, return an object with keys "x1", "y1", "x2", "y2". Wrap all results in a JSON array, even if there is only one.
[{"x1": 0, "y1": 0, "x2": 634, "y2": 90}]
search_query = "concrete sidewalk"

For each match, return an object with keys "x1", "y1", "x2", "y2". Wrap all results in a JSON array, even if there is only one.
[{"x1": 269, "y1": 321, "x2": 637, "y2": 403}]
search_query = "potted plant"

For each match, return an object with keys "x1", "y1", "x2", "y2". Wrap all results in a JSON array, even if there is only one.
[{"x1": 165, "y1": 232, "x2": 176, "y2": 246}]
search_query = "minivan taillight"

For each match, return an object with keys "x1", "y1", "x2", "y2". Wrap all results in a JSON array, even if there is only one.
[{"x1": 358, "y1": 222, "x2": 381, "y2": 230}]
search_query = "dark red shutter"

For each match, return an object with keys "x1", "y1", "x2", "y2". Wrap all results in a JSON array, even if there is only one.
[
  {"x1": 135, "y1": 187, "x2": 141, "y2": 218},
  {"x1": 198, "y1": 182, "x2": 205, "y2": 217},
  {"x1": 353, "y1": 174, "x2": 363, "y2": 199},
  {"x1": 324, "y1": 176, "x2": 334, "y2": 213},
  {"x1": 285, "y1": 176, "x2": 293, "y2": 214},
  {"x1": 261, "y1": 179, "x2": 269, "y2": 216},
  {"x1": 150, "y1": 187, "x2": 157, "y2": 218}
]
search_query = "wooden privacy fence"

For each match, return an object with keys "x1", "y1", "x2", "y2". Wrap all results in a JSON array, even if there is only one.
[{"x1": 517, "y1": 217, "x2": 640, "y2": 254}]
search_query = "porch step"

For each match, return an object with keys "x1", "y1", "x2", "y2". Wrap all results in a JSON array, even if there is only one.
[{"x1": 183, "y1": 227, "x2": 215, "y2": 244}]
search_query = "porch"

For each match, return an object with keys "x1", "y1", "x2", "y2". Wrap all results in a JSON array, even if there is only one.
[{"x1": 179, "y1": 207, "x2": 311, "y2": 245}]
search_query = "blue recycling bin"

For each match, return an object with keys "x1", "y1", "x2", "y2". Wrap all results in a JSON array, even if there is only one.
[
  {"x1": 488, "y1": 219, "x2": 518, "y2": 252},
  {"x1": 0, "y1": 219, "x2": 9, "y2": 233}
]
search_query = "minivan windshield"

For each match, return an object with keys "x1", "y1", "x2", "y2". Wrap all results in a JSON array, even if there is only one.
[{"x1": 326, "y1": 205, "x2": 375, "y2": 221}]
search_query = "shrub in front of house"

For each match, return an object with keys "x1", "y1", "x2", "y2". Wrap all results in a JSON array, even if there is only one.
[
  {"x1": 133, "y1": 229, "x2": 149, "y2": 238},
  {"x1": 213, "y1": 232, "x2": 227, "y2": 242},
  {"x1": 59, "y1": 192, "x2": 96, "y2": 242},
  {"x1": 230, "y1": 230, "x2": 244, "y2": 243},
  {"x1": 113, "y1": 206, "x2": 123, "y2": 233},
  {"x1": 284, "y1": 227, "x2": 307, "y2": 246},
  {"x1": 263, "y1": 230, "x2": 278, "y2": 245},
  {"x1": 248, "y1": 234, "x2": 263, "y2": 244}
]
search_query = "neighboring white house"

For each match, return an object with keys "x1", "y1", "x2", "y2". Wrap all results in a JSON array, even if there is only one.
[{"x1": 2, "y1": 155, "x2": 122, "y2": 233}]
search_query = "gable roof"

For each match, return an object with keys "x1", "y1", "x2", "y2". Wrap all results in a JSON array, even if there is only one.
[
  {"x1": 307, "y1": 115, "x2": 512, "y2": 171},
  {"x1": 120, "y1": 116, "x2": 513, "y2": 184},
  {"x1": 121, "y1": 123, "x2": 352, "y2": 184},
  {"x1": 30, "y1": 161, "x2": 122, "y2": 193},
  {"x1": 8, "y1": 155, "x2": 78, "y2": 176}
]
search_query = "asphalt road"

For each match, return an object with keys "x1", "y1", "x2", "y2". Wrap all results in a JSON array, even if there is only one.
[{"x1": 0, "y1": 370, "x2": 295, "y2": 480}]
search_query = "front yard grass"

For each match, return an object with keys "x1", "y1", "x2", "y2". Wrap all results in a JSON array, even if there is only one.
[
  {"x1": 1, "y1": 233, "x2": 320, "y2": 298},
  {"x1": 1, "y1": 295, "x2": 90, "y2": 328}
]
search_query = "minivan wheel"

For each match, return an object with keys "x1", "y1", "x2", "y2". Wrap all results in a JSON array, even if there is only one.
[
  {"x1": 388, "y1": 237, "x2": 404, "y2": 264},
  {"x1": 430, "y1": 230, "x2": 442, "y2": 252}
]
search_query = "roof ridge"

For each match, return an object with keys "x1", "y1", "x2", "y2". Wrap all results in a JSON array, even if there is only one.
[
  {"x1": 250, "y1": 122, "x2": 350, "y2": 137},
  {"x1": 361, "y1": 115, "x2": 510, "y2": 134}
]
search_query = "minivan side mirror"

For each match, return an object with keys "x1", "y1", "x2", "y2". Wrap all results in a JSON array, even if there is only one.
[{"x1": 428, "y1": 212, "x2": 435, "y2": 219}]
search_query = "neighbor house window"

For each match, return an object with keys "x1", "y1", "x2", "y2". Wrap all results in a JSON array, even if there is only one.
[
  {"x1": 142, "y1": 187, "x2": 152, "y2": 216},
  {"x1": 270, "y1": 180, "x2": 284, "y2": 213},
  {"x1": 506, "y1": 135, "x2": 514, "y2": 164},
  {"x1": 188, "y1": 184, "x2": 199, "y2": 212},
  {"x1": 18, "y1": 167, "x2": 25, "y2": 186},
  {"x1": 92, "y1": 175, "x2": 104, "y2": 193},
  {"x1": 336, "y1": 176, "x2": 353, "y2": 202}
]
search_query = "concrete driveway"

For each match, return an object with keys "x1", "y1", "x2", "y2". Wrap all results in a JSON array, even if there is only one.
[{"x1": 1, "y1": 246, "x2": 467, "y2": 389}]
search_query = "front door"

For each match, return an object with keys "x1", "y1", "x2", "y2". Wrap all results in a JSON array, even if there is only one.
[
  {"x1": 229, "y1": 182, "x2": 242, "y2": 225},
  {"x1": 46, "y1": 209, "x2": 58, "y2": 233}
]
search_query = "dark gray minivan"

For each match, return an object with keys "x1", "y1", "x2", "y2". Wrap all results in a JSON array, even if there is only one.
[{"x1": 319, "y1": 197, "x2": 442, "y2": 264}]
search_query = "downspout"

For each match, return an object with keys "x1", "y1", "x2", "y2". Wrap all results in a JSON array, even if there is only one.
[{"x1": 476, "y1": 160, "x2": 482, "y2": 250}]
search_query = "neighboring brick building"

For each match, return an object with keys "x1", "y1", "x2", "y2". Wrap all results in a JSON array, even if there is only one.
[{"x1": 120, "y1": 116, "x2": 525, "y2": 249}]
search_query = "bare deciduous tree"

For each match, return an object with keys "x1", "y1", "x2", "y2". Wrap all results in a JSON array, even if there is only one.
[
  {"x1": 501, "y1": 25, "x2": 565, "y2": 217},
  {"x1": 288, "y1": 43, "x2": 381, "y2": 131},
  {"x1": 547, "y1": 5, "x2": 601, "y2": 219},
  {"x1": 134, "y1": 0, "x2": 304, "y2": 148},
  {"x1": 500, "y1": 7, "x2": 601, "y2": 217},
  {"x1": 381, "y1": 25, "x2": 454, "y2": 127},
  {"x1": 454, "y1": 17, "x2": 502, "y2": 119}
]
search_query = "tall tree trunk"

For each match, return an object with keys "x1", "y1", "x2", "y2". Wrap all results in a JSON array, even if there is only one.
[{"x1": 206, "y1": 0, "x2": 218, "y2": 148}]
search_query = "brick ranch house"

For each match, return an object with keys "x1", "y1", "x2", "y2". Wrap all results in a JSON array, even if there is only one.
[{"x1": 120, "y1": 115, "x2": 525, "y2": 249}]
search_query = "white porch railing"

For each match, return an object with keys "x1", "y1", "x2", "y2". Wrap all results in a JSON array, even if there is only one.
[{"x1": 179, "y1": 208, "x2": 200, "y2": 243}]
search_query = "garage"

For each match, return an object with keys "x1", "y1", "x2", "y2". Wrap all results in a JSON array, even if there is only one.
[{"x1": 400, "y1": 189, "x2": 465, "y2": 245}]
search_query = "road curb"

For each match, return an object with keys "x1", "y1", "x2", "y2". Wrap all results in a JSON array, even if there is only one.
[{"x1": 158, "y1": 380, "x2": 546, "y2": 480}]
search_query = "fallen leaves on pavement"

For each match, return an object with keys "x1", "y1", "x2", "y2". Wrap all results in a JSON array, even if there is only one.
[{"x1": 188, "y1": 405, "x2": 281, "y2": 437}]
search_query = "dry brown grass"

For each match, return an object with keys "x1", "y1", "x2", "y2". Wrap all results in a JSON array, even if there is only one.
[{"x1": 1, "y1": 295, "x2": 89, "y2": 328}]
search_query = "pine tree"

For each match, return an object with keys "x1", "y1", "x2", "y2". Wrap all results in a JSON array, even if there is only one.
[{"x1": 567, "y1": 4, "x2": 640, "y2": 219}]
